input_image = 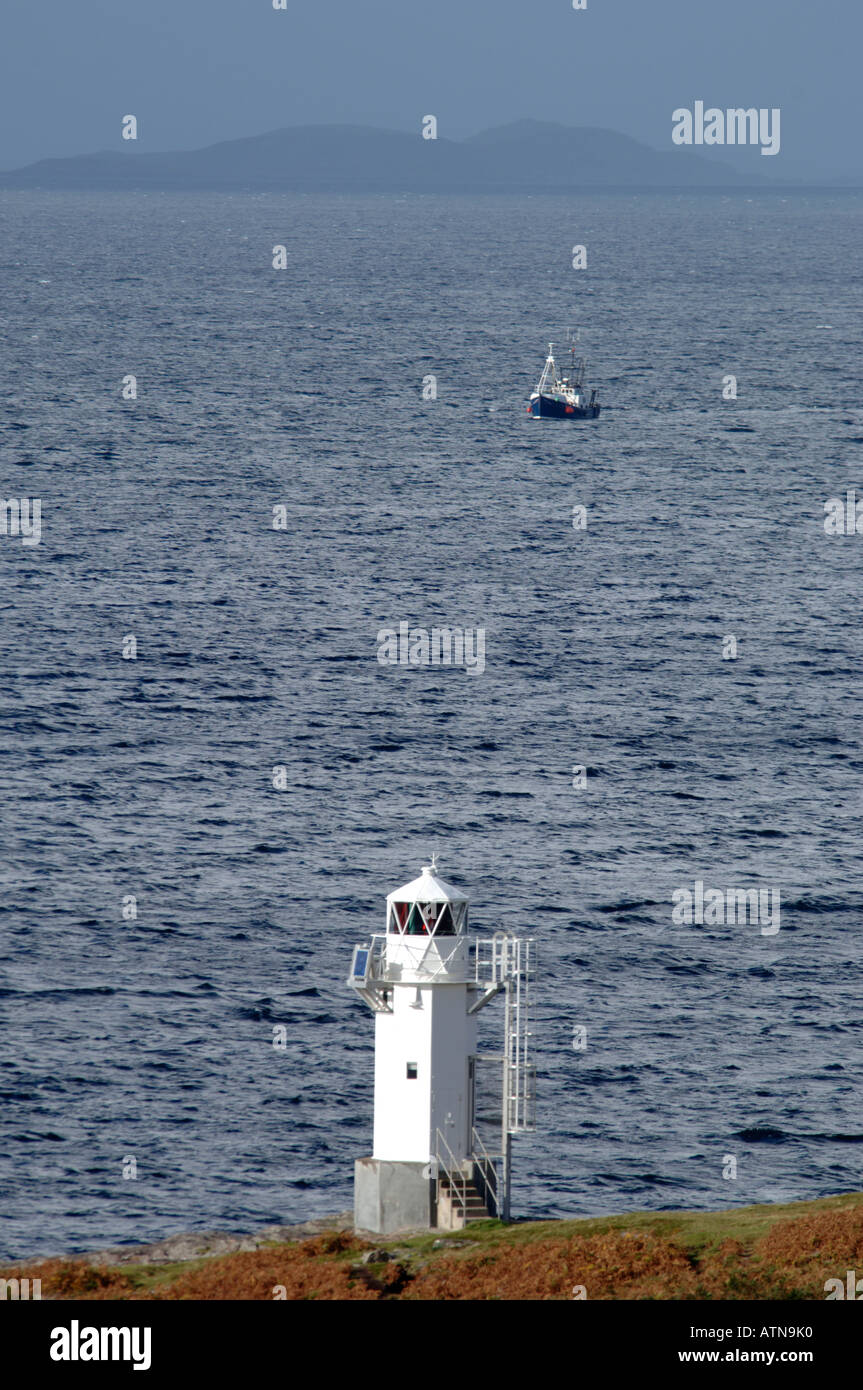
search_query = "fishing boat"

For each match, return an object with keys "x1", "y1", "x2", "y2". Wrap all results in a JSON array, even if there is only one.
[{"x1": 527, "y1": 343, "x2": 600, "y2": 419}]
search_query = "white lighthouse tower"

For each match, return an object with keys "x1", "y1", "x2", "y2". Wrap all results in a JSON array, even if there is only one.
[{"x1": 348, "y1": 860, "x2": 535, "y2": 1234}]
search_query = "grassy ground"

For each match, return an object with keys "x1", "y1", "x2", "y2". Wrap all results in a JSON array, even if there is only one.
[{"x1": 5, "y1": 1190, "x2": 863, "y2": 1300}]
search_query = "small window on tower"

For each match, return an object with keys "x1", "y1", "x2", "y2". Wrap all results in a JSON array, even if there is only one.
[{"x1": 406, "y1": 1063, "x2": 418, "y2": 1080}]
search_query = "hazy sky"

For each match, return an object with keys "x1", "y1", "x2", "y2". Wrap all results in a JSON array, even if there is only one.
[{"x1": 1, "y1": 0, "x2": 858, "y2": 175}]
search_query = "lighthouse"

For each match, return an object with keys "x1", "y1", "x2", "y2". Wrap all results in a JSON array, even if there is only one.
[{"x1": 348, "y1": 861, "x2": 534, "y2": 1234}]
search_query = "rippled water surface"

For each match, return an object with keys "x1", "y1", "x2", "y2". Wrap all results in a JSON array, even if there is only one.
[{"x1": 1, "y1": 190, "x2": 862, "y2": 1259}]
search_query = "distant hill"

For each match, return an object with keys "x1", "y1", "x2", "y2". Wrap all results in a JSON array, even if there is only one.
[{"x1": 0, "y1": 119, "x2": 773, "y2": 192}]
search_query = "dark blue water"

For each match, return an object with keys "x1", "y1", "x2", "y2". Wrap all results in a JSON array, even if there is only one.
[{"x1": 1, "y1": 190, "x2": 862, "y2": 1260}]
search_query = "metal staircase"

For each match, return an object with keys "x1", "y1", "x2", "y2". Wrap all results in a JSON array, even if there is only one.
[
  {"x1": 433, "y1": 935, "x2": 536, "y2": 1227},
  {"x1": 434, "y1": 1128, "x2": 497, "y2": 1228},
  {"x1": 436, "y1": 1173, "x2": 492, "y2": 1228}
]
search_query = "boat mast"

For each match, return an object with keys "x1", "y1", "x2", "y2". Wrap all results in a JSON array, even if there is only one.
[{"x1": 538, "y1": 343, "x2": 557, "y2": 395}]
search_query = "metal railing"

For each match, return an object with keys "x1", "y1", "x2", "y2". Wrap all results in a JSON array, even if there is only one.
[
  {"x1": 373, "y1": 933, "x2": 467, "y2": 981},
  {"x1": 470, "y1": 1126, "x2": 501, "y2": 1217},
  {"x1": 435, "y1": 1128, "x2": 469, "y2": 1222}
]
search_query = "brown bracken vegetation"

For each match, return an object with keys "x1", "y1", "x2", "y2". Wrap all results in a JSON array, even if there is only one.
[
  {"x1": 5, "y1": 1192, "x2": 863, "y2": 1301},
  {"x1": 0, "y1": 1258, "x2": 140, "y2": 1300}
]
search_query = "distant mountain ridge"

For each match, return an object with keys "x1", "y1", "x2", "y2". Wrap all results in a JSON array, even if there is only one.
[{"x1": 0, "y1": 119, "x2": 779, "y2": 192}]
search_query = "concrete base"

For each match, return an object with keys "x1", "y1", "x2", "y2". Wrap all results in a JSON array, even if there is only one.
[{"x1": 354, "y1": 1158, "x2": 435, "y2": 1234}]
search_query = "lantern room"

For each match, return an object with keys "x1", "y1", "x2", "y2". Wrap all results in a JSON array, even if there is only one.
[{"x1": 385, "y1": 863, "x2": 468, "y2": 938}]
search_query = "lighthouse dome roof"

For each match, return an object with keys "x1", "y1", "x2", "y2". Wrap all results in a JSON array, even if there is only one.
[{"x1": 386, "y1": 863, "x2": 469, "y2": 905}]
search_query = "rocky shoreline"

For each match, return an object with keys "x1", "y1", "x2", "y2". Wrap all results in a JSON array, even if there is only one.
[
  {"x1": 10, "y1": 1213, "x2": 355, "y2": 1269},
  {"x1": 5, "y1": 1193, "x2": 863, "y2": 1300}
]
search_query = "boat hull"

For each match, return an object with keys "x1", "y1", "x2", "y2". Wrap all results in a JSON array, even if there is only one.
[{"x1": 528, "y1": 394, "x2": 600, "y2": 419}]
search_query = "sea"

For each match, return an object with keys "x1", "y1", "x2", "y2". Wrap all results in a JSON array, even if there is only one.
[{"x1": 1, "y1": 189, "x2": 862, "y2": 1260}]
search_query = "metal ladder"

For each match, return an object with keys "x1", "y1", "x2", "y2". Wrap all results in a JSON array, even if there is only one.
[{"x1": 491, "y1": 934, "x2": 536, "y2": 1135}]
